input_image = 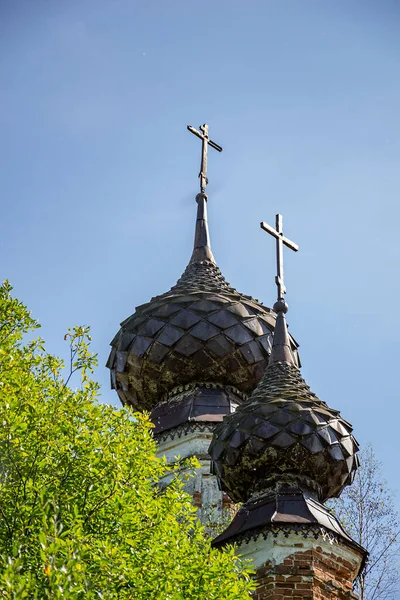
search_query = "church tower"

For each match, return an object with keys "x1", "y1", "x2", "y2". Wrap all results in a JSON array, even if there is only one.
[
  {"x1": 209, "y1": 214, "x2": 367, "y2": 597},
  {"x1": 107, "y1": 124, "x2": 299, "y2": 526},
  {"x1": 107, "y1": 125, "x2": 366, "y2": 597}
]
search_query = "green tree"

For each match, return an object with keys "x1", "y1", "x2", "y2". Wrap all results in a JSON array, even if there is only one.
[
  {"x1": 0, "y1": 281, "x2": 255, "y2": 599},
  {"x1": 330, "y1": 445, "x2": 400, "y2": 600}
]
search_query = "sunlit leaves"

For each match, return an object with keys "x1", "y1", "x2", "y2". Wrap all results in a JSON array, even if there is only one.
[{"x1": 0, "y1": 282, "x2": 254, "y2": 599}]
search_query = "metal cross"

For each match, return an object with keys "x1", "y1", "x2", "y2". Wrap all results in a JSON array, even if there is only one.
[
  {"x1": 187, "y1": 124, "x2": 223, "y2": 194},
  {"x1": 260, "y1": 215, "x2": 299, "y2": 301}
]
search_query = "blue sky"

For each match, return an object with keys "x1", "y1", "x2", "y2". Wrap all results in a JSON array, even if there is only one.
[{"x1": 1, "y1": 0, "x2": 400, "y2": 515}]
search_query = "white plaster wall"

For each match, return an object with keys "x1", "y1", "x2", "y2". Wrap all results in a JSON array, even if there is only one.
[
  {"x1": 157, "y1": 430, "x2": 213, "y2": 463},
  {"x1": 236, "y1": 531, "x2": 362, "y2": 572},
  {"x1": 156, "y1": 427, "x2": 226, "y2": 527}
]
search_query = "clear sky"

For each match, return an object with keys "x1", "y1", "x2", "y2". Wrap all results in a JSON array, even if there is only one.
[{"x1": 1, "y1": 0, "x2": 400, "y2": 516}]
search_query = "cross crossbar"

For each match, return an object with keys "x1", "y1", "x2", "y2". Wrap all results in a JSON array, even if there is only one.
[
  {"x1": 260, "y1": 221, "x2": 299, "y2": 252},
  {"x1": 187, "y1": 124, "x2": 223, "y2": 194},
  {"x1": 260, "y1": 214, "x2": 298, "y2": 301}
]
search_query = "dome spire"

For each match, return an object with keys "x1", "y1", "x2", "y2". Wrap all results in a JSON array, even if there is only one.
[
  {"x1": 210, "y1": 211, "x2": 360, "y2": 513},
  {"x1": 108, "y1": 127, "x2": 299, "y2": 412},
  {"x1": 187, "y1": 124, "x2": 223, "y2": 264},
  {"x1": 260, "y1": 214, "x2": 298, "y2": 366},
  {"x1": 209, "y1": 218, "x2": 366, "y2": 600},
  {"x1": 190, "y1": 192, "x2": 215, "y2": 263}
]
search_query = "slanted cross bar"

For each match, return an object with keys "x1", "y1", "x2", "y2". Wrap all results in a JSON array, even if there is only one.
[
  {"x1": 260, "y1": 215, "x2": 299, "y2": 301},
  {"x1": 187, "y1": 124, "x2": 223, "y2": 194}
]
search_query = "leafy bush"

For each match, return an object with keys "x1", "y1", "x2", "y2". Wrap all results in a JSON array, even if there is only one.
[{"x1": 0, "y1": 281, "x2": 254, "y2": 599}]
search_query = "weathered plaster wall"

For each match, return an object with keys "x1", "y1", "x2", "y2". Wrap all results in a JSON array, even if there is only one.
[{"x1": 156, "y1": 425, "x2": 229, "y2": 527}]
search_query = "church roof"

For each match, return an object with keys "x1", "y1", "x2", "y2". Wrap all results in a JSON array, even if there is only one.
[
  {"x1": 212, "y1": 488, "x2": 355, "y2": 547},
  {"x1": 210, "y1": 355, "x2": 359, "y2": 502},
  {"x1": 107, "y1": 195, "x2": 300, "y2": 411},
  {"x1": 209, "y1": 220, "x2": 359, "y2": 504}
]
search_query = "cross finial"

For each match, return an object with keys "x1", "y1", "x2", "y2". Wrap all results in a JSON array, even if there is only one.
[
  {"x1": 260, "y1": 215, "x2": 298, "y2": 305},
  {"x1": 187, "y1": 124, "x2": 223, "y2": 194}
]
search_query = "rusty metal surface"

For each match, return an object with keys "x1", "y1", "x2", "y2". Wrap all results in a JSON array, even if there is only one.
[
  {"x1": 107, "y1": 129, "x2": 302, "y2": 412},
  {"x1": 209, "y1": 360, "x2": 359, "y2": 503},
  {"x1": 107, "y1": 280, "x2": 291, "y2": 410},
  {"x1": 211, "y1": 488, "x2": 354, "y2": 547},
  {"x1": 209, "y1": 218, "x2": 358, "y2": 506},
  {"x1": 108, "y1": 283, "x2": 300, "y2": 410},
  {"x1": 107, "y1": 199, "x2": 300, "y2": 410},
  {"x1": 190, "y1": 193, "x2": 215, "y2": 263},
  {"x1": 150, "y1": 385, "x2": 243, "y2": 434},
  {"x1": 265, "y1": 306, "x2": 295, "y2": 365}
]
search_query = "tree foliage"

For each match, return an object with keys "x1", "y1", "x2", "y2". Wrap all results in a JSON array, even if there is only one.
[
  {"x1": 330, "y1": 444, "x2": 400, "y2": 600},
  {"x1": 0, "y1": 281, "x2": 255, "y2": 599}
]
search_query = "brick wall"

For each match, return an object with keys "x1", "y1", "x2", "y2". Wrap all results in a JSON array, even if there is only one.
[{"x1": 253, "y1": 544, "x2": 361, "y2": 600}]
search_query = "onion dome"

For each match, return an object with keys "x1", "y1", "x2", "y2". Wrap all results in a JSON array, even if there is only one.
[
  {"x1": 209, "y1": 300, "x2": 359, "y2": 504},
  {"x1": 107, "y1": 194, "x2": 300, "y2": 411}
]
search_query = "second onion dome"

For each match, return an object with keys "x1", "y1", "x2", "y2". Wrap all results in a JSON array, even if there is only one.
[
  {"x1": 209, "y1": 299, "x2": 359, "y2": 504},
  {"x1": 107, "y1": 194, "x2": 300, "y2": 411}
]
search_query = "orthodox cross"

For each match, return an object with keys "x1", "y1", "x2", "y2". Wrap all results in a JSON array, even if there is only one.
[
  {"x1": 187, "y1": 124, "x2": 223, "y2": 194},
  {"x1": 260, "y1": 215, "x2": 299, "y2": 301}
]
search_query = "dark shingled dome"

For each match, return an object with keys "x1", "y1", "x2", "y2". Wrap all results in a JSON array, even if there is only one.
[
  {"x1": 107, "y1": 194, "x2": 300, "y2": 411},
  {"x1": 209, "y1": 311, "x2": 359, "y2": 503}
]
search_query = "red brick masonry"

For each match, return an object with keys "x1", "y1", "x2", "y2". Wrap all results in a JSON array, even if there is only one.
[{"x1": 253, "y1": 544, "x2": 362, "y2": 600}]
